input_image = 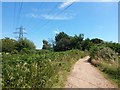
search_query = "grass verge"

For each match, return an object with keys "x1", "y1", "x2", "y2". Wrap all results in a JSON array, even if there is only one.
[{"x1": 90, "y1": 59, "x2": 120, "y2": 88}]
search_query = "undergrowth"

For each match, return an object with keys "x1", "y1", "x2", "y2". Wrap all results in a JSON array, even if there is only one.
[
  {"x1": 89, "y1": 45, "x2": 120, "y2": 88},
  {"x1": 2, "y1": 50, "x2": 86, "y2": 88}
]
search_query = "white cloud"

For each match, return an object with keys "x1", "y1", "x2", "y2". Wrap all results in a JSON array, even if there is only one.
[
  {"x1": 25, "y1": 12, "x2": 74, "y2": 20},
  {"x1": 30, "y1": 13, "x2": 40, "y2": 18},
  {"x1": 25, "y1": 13, "x2": 74, "y2": 20},
  {"x1": 32, "y1": 8, "x2": 52, "y2": 12},
  {"x1": 58, "y1": 0, "x2": 119, "y2": 3},
  {"x1": 41, "y1": 14, "x2": 73, "y2": 20},
  {"x1": 25, "y1": 13, "x2": 41, "y2": 18},
  {"x1": 59, "y1": 0, "x2": 79, "y2": 9},
  {"x1": 58, "y1": 0, "x2": 118, "y2": 9}
]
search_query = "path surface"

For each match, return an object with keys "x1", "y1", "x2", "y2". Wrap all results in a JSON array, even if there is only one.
[{"x1": 65, "y1": 56, "x2": 117, "y2": 88}]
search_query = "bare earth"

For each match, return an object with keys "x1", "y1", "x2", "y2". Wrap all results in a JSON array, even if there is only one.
[{"x1": 65, "y1": 56, "x2": 117, "y2": 88}]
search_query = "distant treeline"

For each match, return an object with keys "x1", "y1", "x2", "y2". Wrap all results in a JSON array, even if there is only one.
[
  {"x1": 42, "y1": 32, "x2": 120, "y2": 54},
  {"x1": 0, "y1": 32, "x2": 120, "y2": 54}
]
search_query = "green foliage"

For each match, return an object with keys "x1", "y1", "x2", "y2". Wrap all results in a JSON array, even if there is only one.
[
  {"x1": 54, "y1": 38, "x2": 71, "y2": 51},
  {"x1": 91, "y1": 38, "x2": 104, "y2": 44},
  {"x1": 70, "y1": 34, "x2": 84, "y2": 50},
  {"x1": 55, "y1": 32, "x2": 70, "y2": 42},
  {"x1": 98, "y1": 61, "x2": 120, "y2": 87},
  {"x1": 54, "y1": 32, "x2": 84, "y2": 51},
  {"x1": 1, "y1": 38, "x2": 36, "y2": 54},
  {"x1": 81, "y1": 38, "x2": 93, "y2": 51},
  {"x1": 20, "y1": 48, "x2": 32, "y2": 54},
  {"x1": 42, "y1": 40, "x2": 51, "y2": 50},
  {"x1": 2, "y1": 50, "x2": 87, "y2": 88},
  {"x1": 89, "y1": 45, "x2": 119, "y2": 87},
  {"x1": 11, "y1": 50, "x2": 18, "y2": 54},
  {"x1": 1, "y1": 37, "x2": 17, "y2": 53},
  {"x1": 15, "y1": 38, "x2": 36, "y2": 53},
  {"x1": 105, "y1": 42, "x2": 120, "y2": 55},
  {"x1": 36, "y1": 49, "x2": 51, "y2": 54},
  {"x1": 54, "y1": 32, "x2": 71, "y2": 51},
  {"x1": 0, "y1": 39, "x2": 2, "y2": 52},
  {"x1": 90, "y1": 44, "x2": 118, "y2": 61}
]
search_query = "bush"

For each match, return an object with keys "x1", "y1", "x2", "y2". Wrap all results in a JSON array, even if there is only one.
[
  {"x1": 36, "y1": 50, "x2": 51, "y2": 54},
  {"x1": 105, "y1": 42, "x2": 120, "y2": 55},
  {"x1": 1, "y1": 38, "x2": 17, "y2": 53},
  {"x1": 20, "y1": 48, "x2": 30, "y2": 54},
  {"x1": 89, "y1": 45, "x2": 119, "y2": 87},
  {"x1": 90, "y1": 45, "x2": 118, "y2": 61},
  {"x1": 11, "y1": 50, "x2": 18, "y2": 54},
  {"x1": 2, "y1": 50, "x2": 87, "y2": 88},
  {"x1": 15, "y1": 38, "x2": 36, "y2": 53}
]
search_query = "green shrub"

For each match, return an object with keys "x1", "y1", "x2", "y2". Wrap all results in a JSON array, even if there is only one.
[
  {"x1": 89, "y1": 45, "x2": 119, "y2": 87},
  {"x1": 36, "y1": 50, "x2": 51, "y2": 54},
  {"x1": 11, "y1": 50, "x2": 18, "y2": 54},
  {"x1": 90, "y1": 45, "x2": 118, "y2": 61},
  {"x1": 15, "y1": 38, "x2": 36, "y2": 52},
  {"x1": 2, "y1": 50, "x2": 86, "y2": 88}
]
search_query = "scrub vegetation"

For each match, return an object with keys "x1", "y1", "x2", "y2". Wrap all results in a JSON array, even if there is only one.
[{"x1": 1, "y1": 32, "x2": 120, "y2": 88}]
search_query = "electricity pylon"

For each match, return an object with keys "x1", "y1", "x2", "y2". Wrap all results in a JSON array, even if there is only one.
[{"x1": 14, "y1": 26, "x2": 26, "y2": 39}]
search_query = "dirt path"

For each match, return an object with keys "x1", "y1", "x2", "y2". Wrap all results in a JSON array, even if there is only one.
[{"x1": 65, "y1": 56, "x2": 117, "y2": 88}]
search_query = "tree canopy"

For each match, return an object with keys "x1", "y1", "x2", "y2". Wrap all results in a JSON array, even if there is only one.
[
  {"x1": 15, "y1": 38, "x2": 36, "y2": 52},
  {"x1": 41, "y1": 32, "x2": 120, "y2": 54},
  {"x1": 1, "y1": 37, "x2": 17, "y2": 52},
  {"x1": 1, "y1": 37, "x2": 36, "y2": 54},
  {"x1": 42, "y1": 40, "x2": 51, "y2": 50}
]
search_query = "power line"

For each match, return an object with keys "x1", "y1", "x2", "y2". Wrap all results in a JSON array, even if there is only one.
[
  {"x1": 31, "y1": 2, "x2": 75, "y2": 34},
  {"x1": 17, "y1": 1, "x2": 23, "y2": 27},
  {"x1": 25, "y1": 2, "x2": 44, "y2": 29},
  {"x1": 13, "y1": 1, "x2": 28, "y2": 40},
  {"x1": 29, "y1": 2, "x2": 60, "y2": 31},
  {"x1": 13, "y1": 2, "x2": 20, "y2": 30},
  {"x1": 13, "y1": 2, "x2": 16, "y2": 31},
  {"x1": 47, "y1": 2, "x2": 61, "y2": 15},
  {"x1": 15, "y1": 2, "x2": 20, "y2": 27}
]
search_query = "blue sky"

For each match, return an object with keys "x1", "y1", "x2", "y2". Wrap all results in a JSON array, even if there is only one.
[{"x1": 2, "y1": 1, "x2": 118, "y2": 49}]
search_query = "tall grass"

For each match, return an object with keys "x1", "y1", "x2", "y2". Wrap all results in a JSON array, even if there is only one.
[{"x1": 2, "y1": 50, "x2": 86, "y2": 88}]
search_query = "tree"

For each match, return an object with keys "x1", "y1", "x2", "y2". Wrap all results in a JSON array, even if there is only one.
[
  {"x1": 91, "y1": 38, "x2": 103, "y2": 44},
  {"x1": 1, "y1": 37, "x2": 17, "y2": 53},
  {"x1": 54, "y1": 32, "x2": 71, "y2": 51},
  {"x1": 54, "y1": 38, "x2": 71, "y2": 51},
  {"x1": 0, "y1": 39, "x2": 2, "y2": 52},
  {"x1": 55, "y1": 32, "x2": 70, "y2": 42},
  {"x1": 81, "y1": 38, "x2": 92, "y2": 51},
  {"x1": 15, "y1": 38, "x2": 36, "y2": 52},
  {"x1": 70, "y1": 34, "x2": 84, "y2": 49},
  {"x1": 42, "y1": 40, "x2": 51, "y2": 50},
  {"x1": 54, "y1": 32, "x2": 85, "y2": 51}
]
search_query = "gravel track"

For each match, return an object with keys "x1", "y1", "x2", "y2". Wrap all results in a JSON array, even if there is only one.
[{"x1": 65, "y1": 56, "x2": 117, "y2": 88}]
